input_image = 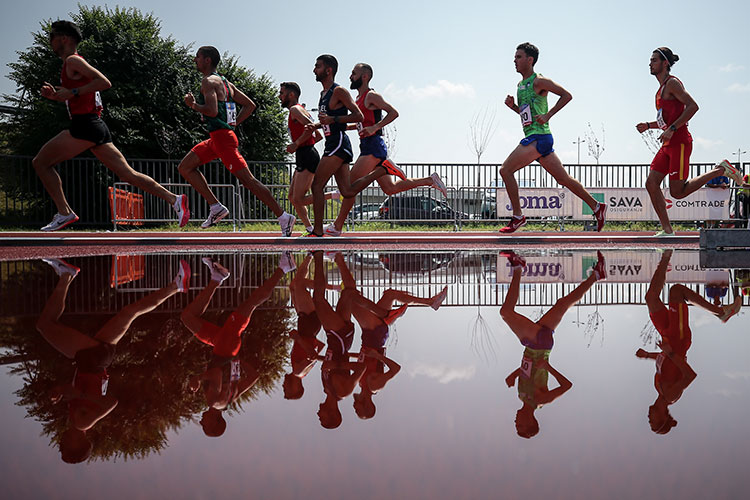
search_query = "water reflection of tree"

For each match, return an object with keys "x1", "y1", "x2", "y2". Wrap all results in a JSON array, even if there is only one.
[{"x1": 0, "y1": 262, "x2": 292, "y2": 462}]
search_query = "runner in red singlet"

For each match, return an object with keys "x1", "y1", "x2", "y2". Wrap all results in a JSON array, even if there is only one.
[
  {"x1": 636, "y1": 47, "x2": 741, "y2": 236},
  {"x1": 33, "y1": 20, "x2": 189, "y2": 231}
]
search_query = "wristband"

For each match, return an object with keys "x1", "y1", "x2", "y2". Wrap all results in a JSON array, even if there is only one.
[
  {"x1": 71, "y1": 88, "x2": 79, "y2": 97},
  {"x1": 669, "y1": 124, "x2": 677, "y2": 132}
]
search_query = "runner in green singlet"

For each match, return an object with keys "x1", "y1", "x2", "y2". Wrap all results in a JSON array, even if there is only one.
[{"x1": 499, "y1": 42, "x2": 607, "y2": 234}]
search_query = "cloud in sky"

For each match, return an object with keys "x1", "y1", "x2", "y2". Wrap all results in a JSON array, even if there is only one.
[
  {"x1": 408, "y1": 362, "x2": 476, "y2": 384},
  {"x1": 727, "y1": 83, "x2": 750, "y2": 93},
  {"x1": 384, "y1": 80, "x2": 476, "y2": 101},
  {"x1": 719, "y1": 63, "x2": 745, "y2": 72},
  {"x1": 724, "y1": 371, "x2": 750, "y2": 381},
  {"x1": 692, "y1": 136, "x2": 724, "y2": 149}
]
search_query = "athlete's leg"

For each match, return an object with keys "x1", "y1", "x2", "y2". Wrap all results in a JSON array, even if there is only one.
[
  {"x1": 290, "y1": 170, "x2": 315, "y2": 229},
  {"x1": 646, "y1": 249, "x2": 672, "y2": 315},
  {"x1": 331, "y1": 155, "x2": 381, "y2": 230},
  {"x1": 32, "y1": 131, "x2": 93, "y2": 215},
  {"x1": 311, "y1": 157, "x2": 345, "y2": 235},
  {"x1": 92, "y1": 143, "x2": 177, "y2": 205},
  {"x1": 377, "y1": 175, "x2": 434, "y2": 196},
  {"x1": 499, "y1": 265, "x2": 542, "y2": 343},
  {"x1": 538, "y1": 274, "x2": 598, "y2": 331},
  {"x1": 669, "y1": 284, "x2": 724, "y2": 316},
  {"x1": 538, "y1": 153, "x2": 597, "y2": 210},
  {"x1": 181, "y1": 277, "x2": 222, "y2": 334},
  {"x1": 312, "y1": 251, "x2": 350, "y2": 332},
  {"x1": 669, "y1": 167, "x2": 724, "y2": 199},
  {"x1": 36, "y1": 272, "x2": 99, "y2": 358},
  {"x1": 290, "y1": 253, "x2": 315, "y2": 314},
  {"x1": 500, "y1": 144, "x2": 541, "y2": 216},
  {"x1": 233, "y1": 167, "x2": 284, "y2": 218},
  {"x1": 178, "y1": 150, "x2": 220, "y2": 205},
  {"x1": 95, "y1": 281, "x2": 180, "y2": 345},
  {"x1": 645, "y1": 170, "x2": 672, "y2": 233},
  {"x1": 236, "y1": 265, "x2": 286, "y2": 318}
]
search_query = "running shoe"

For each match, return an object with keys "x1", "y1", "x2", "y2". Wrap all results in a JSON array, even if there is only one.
[
  {"x1": 201, "y1": 257, "x2": 230, "y2": 283},
  {"x1": 591, "y1": 250, "x2": 607, "y2": 280},
  {"x1": 278, "y1": 212, "x2": 296, "y2": 237},
  {"x1": 654, "y1": 229, "x2": 674, "y2": 237},
  {"x1": 174, "y1": 259, "x2": 191, "y2": 292},
  {"x1": 499, "y1": 250, "x2": 526, "y2": 269},
  {"x1": 430, "y1": 285, "x2": 449, "y2": 310},
  {"x1": 42, "y1": 258, "x2": 80, "y2": 277},
  {"x1": 499, "y1": 215, "x2": 526, "y2": 234},
  {"x1": 594, "y1": 203, "x2": 607, "y2": 232},
  {"x1": 719, "y1": 296, "x2": 742, "y2": 323},
  {"x1": 718, "y1": 159, "x2": 743, "y2": 185},
  {"x1": 431, "y1": 173, "x2": 448, "y2": 198},
  {"x1": 41, "y1": 212, "x2": 79, "y2": 232},
  {"x1": 323, "y1": 223, "x2": 342, "y2": 237},
  {"x1": 201, "y1": 204, "x2": 229, "y2": 229},
  {"x1": 300, "y1": 231, "x2": 323, "y2": 238},
  {"x1": 174, "y1": 194, "x2": 190, "y2": 227},
  {"x1": 384, "y1": 304, "x2": 409, "y2": 324},
  {"x1": 380, "y1": 158, "x2": 407, "y2": 180},
  {"x1": 279, "y1": 251, "x2": 297, "y2": 274}
]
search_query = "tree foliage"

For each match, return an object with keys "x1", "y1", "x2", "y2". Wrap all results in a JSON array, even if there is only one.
[{"x1": 3, "y1": 5, "x2": 286, "y2": 161}]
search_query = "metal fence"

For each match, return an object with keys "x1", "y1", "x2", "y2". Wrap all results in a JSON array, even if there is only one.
[{"x1": 1, "y1": 154, "x2": 747, "y2": 228}]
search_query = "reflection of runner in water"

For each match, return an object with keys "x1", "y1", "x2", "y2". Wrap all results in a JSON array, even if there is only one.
[
  {"x1": 37, "y1": 257, "x2": 187, "y2": 462},
  {"x1": 351, "y1": 284, "x2": 448, "y2": 419},
  {"x1": 182, "y1": 253, "x2": 296, "y2": 437},
  {"x1": 501, "y1": 250, "x2": 606, "y2": 438},
  {"x1": 312, "y1": 251, "x2": 364, "y2": 429},
  {"x1": 284, "y1": 253, "x2": 325, "y2": 400},
  {"x1": 637, "y1": 249, "x2": 741, "y2": 434}
]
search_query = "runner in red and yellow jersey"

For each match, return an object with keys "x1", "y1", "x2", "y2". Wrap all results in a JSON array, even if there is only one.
[
  {"x1": 636, "y1": 47, "x2": 741, "y2": 237},
  {"x1": 33, "y1": 20, "x2": 189, "y2": 231}
]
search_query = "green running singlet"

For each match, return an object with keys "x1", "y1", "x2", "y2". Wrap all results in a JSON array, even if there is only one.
[{"x1": 517, "y1": 73, "x2": 550, "y2": 137}]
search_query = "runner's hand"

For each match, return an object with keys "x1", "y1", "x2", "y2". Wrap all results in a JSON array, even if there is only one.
[
  {"x1": 504, "y1": 95, "x2": 515, "y2": 109},
  {"x1": 535, "y1": 113, "x2": 550, "y2": 125},
  {"x1": 41, "y1": 82, "x2": 56, "y2": 99},
  {"x1": 359, "y1": 125, "x2": 378, "y2": 138},
  {"x1": 636, "y1": 122, "x2": 649, "y2": 133},
  {"x1": 286, "y1": 143, "x2": 298, "y2": 153},
  {"x1": 184, "y1": 92, "x2": 195, "y2": 109},
  {"x1": 658, "y1": 129, "x2": 673, "y2": 143},
  {"x1": 318, "y1": 112, "x2": 333, "y2": 125}
]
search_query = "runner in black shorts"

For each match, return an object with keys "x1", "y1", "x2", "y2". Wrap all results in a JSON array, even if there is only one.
[{"x1": 33, "y1": 20, "x2": 189, "y2": 231}]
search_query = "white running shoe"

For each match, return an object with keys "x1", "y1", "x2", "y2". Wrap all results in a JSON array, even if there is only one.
[
  {"x1": 323, "y1": 223, "x2": 342, "y2": 237},
  {"x1": 174, "y1": 259, "x2": 191, "y2": 292},
  {"x1": 201, "y1": 257, "x2": 230, "y2": 283},
  {"x1": 718, "y1": 159, "x2": 743, "y2": 185},
  {"x1": 431, "y1": 173, "x2": 448, "y2": 198},
  {"x1": 201, "y1": 204, "x2": 229, "y2": 229},
  {"x1": 173, "y1": 194, "x2": 190, "y2": 227},
  {"x1": 42, "y1": 258, "x2": 80, "y2": 277},
  {"x1": 278, "y1": 212, "x2": 296, "y2": 237},
  {"x1": 41, "y1": 212, "x2": 79, "y2": 232},
  {"x1": 279, "y1": 251, "x2": 297, "y2": 274}
]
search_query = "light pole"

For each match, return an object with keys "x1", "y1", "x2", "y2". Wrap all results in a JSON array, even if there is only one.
[
  {"x1": 732, "y1": 148, "x2": 747, "y2": 173},
  {"x1": 573, "y1": 137, "x2": 586, "y2": 164}
]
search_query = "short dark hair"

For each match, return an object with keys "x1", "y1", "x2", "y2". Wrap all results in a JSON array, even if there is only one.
[
  {"x1": 654, "y1": 47, "x2": 679, "y2": 67},
  {"x1": 198, "y1": 46, "x2": 221, "y2": 68},
  {"x1": 280, "y1": 82, "x2": 301, "y2": 97},
  {"x1": 517, "y1": 42, "x2": 539, "y2": 65},
  {"x1": 50, "y1": 20, "x2": 82, "y2": 44},
  {"x1": 358, "y1": 63, "x2": 373, "y2": 79},
  {"x1": 317, "y1": 54, "x2": 338, "y2": 76}
]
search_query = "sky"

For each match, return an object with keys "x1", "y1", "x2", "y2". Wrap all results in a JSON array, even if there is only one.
[{"x1": 1, "y1": 0, "x2": 749, "y2": 166}]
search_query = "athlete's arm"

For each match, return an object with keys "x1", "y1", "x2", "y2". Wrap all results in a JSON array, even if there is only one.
[
  {"x1": 43, "y1": 55, "x2": 112, "y2": 102},
  {"x1": 533, "y1": 77, "x2": 572, "y2": 124},
  {"x1": 360, "y1": 91, "x2": 399, "y2": 137},
  {"x1": 635, "y1": 348, "x2": 659, "y2": 359},
  {"x1": 505, "y1": 95, "x2": 520, "y2": 114},
  {"x1": 228, "y1": 82, "x2": 257, "y2": 125},
  {"x1": 505, "y1": 368, "x2": 521, "y2": 387},
  {"x1": 319, "y1": 87, "x2": 364, "y2": 125},
  {"x1": 538, "y1": 360, "x2": 572, "y2": 404},
  {"x1": 657, "y1": 79, "x2": 698, "y2": 143},
  {"x1": 186, "y1": 77, "x2": 219, "y2": 117},
  {"x1": 287, "y1": 105, "x2": 317, "y2": 153},
  {"x1": 363, "y1": 348, "x2": 401, "y2": 386}
]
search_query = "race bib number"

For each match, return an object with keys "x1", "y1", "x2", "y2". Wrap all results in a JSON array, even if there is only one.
[
  {"x1": 230, "y1": 359, "x2": 241, "y2": 382},
  {"x1": 322, "y1": 124, "x2": 331, "y2": 137},
  {"x1": 656, "y1": 109, "x2": 667, "y2": 130},
  {"x1": 94, "y1": 91, "x2": 102, "y2": 109},
  {"x1": 520, "y1": 104, "x2": 533, "y2": 127},
  {"x1": 226, "y1": 102, "x2": 237, "y2": 126},
  {"x1": 520, "y1": 356, "x2": 532, "y2": 378}
]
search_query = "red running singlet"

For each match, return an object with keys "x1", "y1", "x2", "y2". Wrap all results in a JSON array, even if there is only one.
[{"x1": 61, "y1": 55, "x2": 103, "y2": 117}]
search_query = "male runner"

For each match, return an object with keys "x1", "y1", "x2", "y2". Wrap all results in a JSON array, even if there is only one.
[
  {"x1": 324, "y1": 63, "x2": 448, "y2": 236},
  {"x1": 179, "y1": 46, "x2": 295, "y2": 234},
  {"x1": 636, "y1": 47, "x2": 742, "y2": 236},
  {"x1": 500, "y1": 42, "x2": 606, "y2": 233},
  {"x1": 306, "y1": 55, "x2": 401, "y2": 237},
  {"x1": 33, "y1": 20, "x2": 189, "y2": 231}
]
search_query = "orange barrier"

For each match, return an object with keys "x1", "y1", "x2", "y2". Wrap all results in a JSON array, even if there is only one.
[
  {"x1": 110, "y1": 254, "x2": 145, "y2": 287},
  {"x1": 108, "y1": 187, "x2": 144, "y2": 226}
]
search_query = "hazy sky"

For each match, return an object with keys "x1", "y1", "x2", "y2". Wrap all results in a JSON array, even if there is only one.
[{"x1": 2, "y1": 0, "x2": 748, "y2": 166}]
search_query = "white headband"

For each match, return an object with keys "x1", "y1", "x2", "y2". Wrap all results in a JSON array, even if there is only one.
[{"x1": 656, "y1": 49, "x2": 671, "y2": 67}]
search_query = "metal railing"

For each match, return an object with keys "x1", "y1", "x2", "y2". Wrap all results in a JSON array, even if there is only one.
[{"x1": 1, "y1": 154, "x2": 747, "y2": 229}]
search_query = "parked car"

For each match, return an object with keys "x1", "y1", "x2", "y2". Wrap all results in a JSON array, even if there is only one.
[
  {"x1": 378, "y1": 194, "x2": 470, "y2": 221},
  {"x1": 350, "y1": 202, "x2": 383, "y2": 221}
]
